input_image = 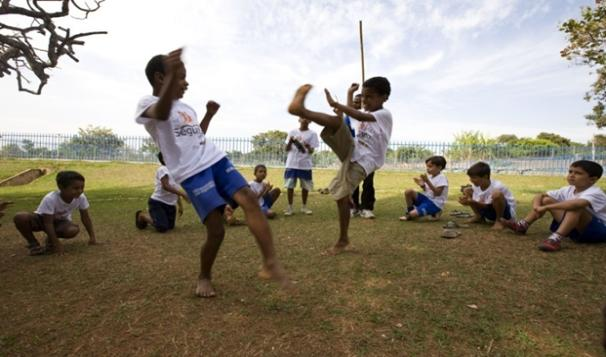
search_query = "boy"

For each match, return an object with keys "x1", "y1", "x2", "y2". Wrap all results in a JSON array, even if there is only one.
[
  {"x1": 135, "y1": 49, "x2": 288, "y2": 297},
  {"x1": 136, "y1": 152, "x2": 190, "y2": 233},
  {"x1": 284, "y1": 117, "x2": 319, "y2": 216},
  {"x1": 249, "y1": 164, "x2": 281, "y2": 219},
  {"x1": 287, "y1": 77, "x2": 392, "y2": 255},
  {"x1": 400, "y1": 156, "x2": 449, "y2": 221},
  {"x1": 458, "y1": 162, "x2": 516, "y2": 230},
  {"x1": 13, "y1": 171, "x2": 96, "y2": 255},
  {"x1": 346, "y1": 85, "x2": 377, "y2": 219},
  {"x1": 503, "y1": 160, "x2": 606, "y2": 252}
]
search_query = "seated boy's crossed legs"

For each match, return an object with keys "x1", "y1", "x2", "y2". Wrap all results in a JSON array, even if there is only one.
[
  {"x1": 180, "y1": 157, "x2": 289, "y2": 297},
  {"x1": 401, "y1": 191, "x2": 441, "y2": 221}
]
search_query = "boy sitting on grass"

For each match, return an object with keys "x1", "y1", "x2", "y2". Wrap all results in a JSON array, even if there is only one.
[
  {"x1": 400, "y1": 156, "x2": 449, "y2": 221},
  {"x1": 458, "y1": 162, "x2": 516, "y2": 230},
  {"x1": 503, "y1": 160, "x2": 606, "y2": 252},
  {"x1": 249, "y1": 164, "x2": 281, "y2": 219},
  {"x1": 13, "y1": 171, "x2": 96, "y2": 255}
]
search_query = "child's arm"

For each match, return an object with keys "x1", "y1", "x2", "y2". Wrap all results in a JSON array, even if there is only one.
[
  {"x1": 325, "y1": 89, "x2": 376, "y2": 122},
  {"x1": 177, "y1": 196, "x2": 183, "y2": 217},
  {"x1": 141, "y1": 48, "x2": 184, "y2": 121},
  {"x1": 285, "y1": 137, "x2": 294, "y2": 151},
  {"x1": 200, "y1": 100, "x2": 220, "y2": 134},
  {"x1": 80, "y1": 209, "x2": 96, "y2": 245},
  {"x1": 160, "y1": 176, "x2": 190, "y2": 203},
  {"x1": 420, "y1": 174, "x2": 445, "y2": 196},
  {"x1": 346, "y1": 83, "x2": 359, "y2": 107},
  {"x1": 42, "y1": 214, "x2": 64, "y2": 254},
  {"x1": 536, "y1": 198, "x2": 590, "y2": 214},
  {"x1": 303, "y1": 142, "x2": 314, "y2": 154}
]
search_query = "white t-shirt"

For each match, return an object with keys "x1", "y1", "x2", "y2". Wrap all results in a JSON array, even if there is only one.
[
  {"x1": 350, "y1": 108, "x2": 393, "y2": 175},
  {"x1": 35, "y1": 191, "x2": 90, "y2": 221},
  {"x1": 135, "y1": 95, "x2": 226, "y2": 183},
  {"x1": 472, "y1": 180, "x2": 516, "y2": 218},
  {"x1": 547, "y1": 185, "x2": 606, "y2": 222},
  {"x1": 150, "y1": 165, "x2": 179, "y2": 206},
  {"x1": 285, "y1": 128, "x2": 319, "y2": 170},
  {"x1": 248, "y1": 180, "x2": 266, "y2": 206},
  {"x1": 422, "y1": 173, "x2": 449, "y2": 209}
]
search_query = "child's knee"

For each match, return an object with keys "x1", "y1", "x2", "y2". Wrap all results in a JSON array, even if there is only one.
[
  {"x1": 62, "y1": 224, "x2": 80, "y2": 238},
  {"x1": 13, "y1": 212, "x2": 31, "y2": 226},
  {"x1": 541, "y1": 196, "x2": 556, "y2": 205},
  {"x1": 491, "y1": 190, "x2": 504, "y2": 201},
  {"x1": 404, "y1": 189, "x2": 415, "y2": 197}
]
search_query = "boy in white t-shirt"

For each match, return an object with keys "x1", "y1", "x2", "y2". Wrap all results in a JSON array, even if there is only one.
[
  {"x1": 135, "y1": 49, "x2": 288, "y2": 297},
  {"x1": 284, "y1": 118, "x2": 319, "y2": 216},
  {"x1": 250, "y1": 164, "x2": 282, "y2": 219},
  {"x1": 503, "y1": 160, "x2": 606, "y2": 252},
  {"x1": 400, "y1": 156, "x2": 449, "y2": 221},
  {"x1": 458, "y1": 162, "x2": 516, "y2": 230},
  {"x1": 13, "y1": 171, "x2": 97, "y2": 255},
  {"x1": 136, "y1": 152, "x2": 190, "y2": 232},
  {"x1": 287, "y1": 77, "x2": 393, "y2": 255}
]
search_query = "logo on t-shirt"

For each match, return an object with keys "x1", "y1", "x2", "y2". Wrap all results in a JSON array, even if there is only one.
[{"x1": 173, "y1": 111, "x2": 203, "y2": 137}]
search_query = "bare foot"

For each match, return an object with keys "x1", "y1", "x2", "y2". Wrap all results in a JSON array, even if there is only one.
[
  {"x1": 195, "y1": 279, "x2": 216, "y2": 298},
  {"x1": 258, "y1": 262, "x2": 291, "y2": 289},
  {"x1": 288, "y1": 84, "x2": 312, "y2": 116},
  {"x1": 491, "y1": 221, "x2": 505, "y2": 230},
  {"x1": 322, "y1": 242, "x2": 352, "y2": 256},
  {"x1": 465, "y1": 215, "x2": 485, "y2": 224}
]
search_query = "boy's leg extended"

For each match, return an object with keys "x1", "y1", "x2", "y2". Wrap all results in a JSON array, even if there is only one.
[
  {"x1": 288, "y1": 84, "x2": 341, "y2": 132},
  {"x1": 233, "y1": 187, "x2": 288, "y2": 284}
]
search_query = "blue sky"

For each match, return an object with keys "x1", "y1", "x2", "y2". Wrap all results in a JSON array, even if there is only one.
[{"x1": 0, "y1": 0, "x2": 601, "y2": 143}]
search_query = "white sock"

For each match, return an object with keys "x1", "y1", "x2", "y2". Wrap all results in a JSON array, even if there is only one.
[
  {"x1": 288, "y1": 204, "x2": 293, "y2": 210},
  {"x1": 548, "y1": 232, "x2": 564, "y2": 242}
]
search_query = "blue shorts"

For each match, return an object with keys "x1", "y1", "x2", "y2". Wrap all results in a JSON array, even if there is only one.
[
  {"x1": 413, "y1": 193, "x2": 442, "y2": 217},
  {"x1": 181, "y1": 157, "x2": 248, "y2": 223},
  {"x1": 550, "y1": 214, "x2": 606, "y2": 243},
  {"x1": 284, "y1": 168, "x2": 313, "y2": 190},
  {"x1": 479, "y1": 202, "x2": 512, "y2": 221},
  {"x1": 148, "y1": 198, "x2": 176, "y2": 232},
  {"x1": 260, "y1": 193, "x2": 274, "y2": 214}
]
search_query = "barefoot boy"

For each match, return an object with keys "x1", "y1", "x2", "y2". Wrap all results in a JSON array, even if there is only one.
[
  {"x1": 284, "y1": 117, "x2": 318, "y2": 216},
  {"x1": 13, "y1": 171, "x2": 96, "y2": 255},
  {"x1": 503, "y1": 160, "x2": 606, "y2": 252},
  {"x1": 400, "y1": 156, "x2": 449, "y2": 221},
  {"x1": 458, "y1": 162, "x2": 516, "y2": 230},
  {"x1": 135, "y1": 49, "x2": 288, "y2": 297},
  {"x1": 250, "y1": 164, "x2": 281, "y2": 219},
  {"x1": 287, "y1": 77, "x2": 392, "y2": 254}
]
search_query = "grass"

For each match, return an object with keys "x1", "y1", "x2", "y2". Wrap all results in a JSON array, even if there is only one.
[{"x1": 1, "y1": 159, "x2": 605, "y2": 356}]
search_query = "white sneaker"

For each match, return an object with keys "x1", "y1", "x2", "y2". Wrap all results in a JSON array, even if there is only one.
[
  {"x1": 350, "y1": 208, "x2": 360, "y2": 217},
  {"x1": 359, "y1": 209, "x2": 375, "y2": 219},
  {"x1": 300, "y1": 207, "x2": 313, "y2": 215},
  {"x1": 284, "y1": 207, "x2": 294, "y2": 216}
]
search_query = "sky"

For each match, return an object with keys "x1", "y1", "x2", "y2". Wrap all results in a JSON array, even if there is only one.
[{"x1": 0, "y1": 0, "x2": 602, "y2": 143}]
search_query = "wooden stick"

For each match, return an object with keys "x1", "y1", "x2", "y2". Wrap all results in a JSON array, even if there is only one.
[{"x1": 359, "y1": 20, "x2": 365, "y2": 84}]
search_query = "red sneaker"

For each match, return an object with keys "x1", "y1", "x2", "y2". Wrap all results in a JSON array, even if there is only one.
[
  {"x1": 538, "y1": 239, "x2": 561, "y2": 252},
  {"x1": 502, "y1": 219, "x2": 528, "y2": 234}
]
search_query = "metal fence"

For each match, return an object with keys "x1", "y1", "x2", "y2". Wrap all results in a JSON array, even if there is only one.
[{"x1": 1, "y1": 132, "x2": 604, "y2": 176}]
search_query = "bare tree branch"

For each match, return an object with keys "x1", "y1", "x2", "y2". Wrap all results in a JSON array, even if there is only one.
[{"x1": 0, "y1": 0, "x2": 106, "y2": 94}]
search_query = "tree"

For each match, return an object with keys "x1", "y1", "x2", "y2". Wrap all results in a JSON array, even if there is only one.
[
  {"x1": 560, "y1": 5, "x2": 606, "y2": 128},
  {"x1": 251, "y1": 130, "x2": 288, "y2": 153},
  {"x1": 58, "y1": 125, "x2": 124, "y2": 159},
  {"x1": 593, "y1": 134, "x2": 606, "y2": 147},
  {"x1": 496, "y1": 134, "x2": 518, "y2": 144},
  {"x1": 536, "y1": 132, "x2": 572, "y2": 146},
  {"x1": 0, "y1": 0, "x2": 107, "y2": 94}
]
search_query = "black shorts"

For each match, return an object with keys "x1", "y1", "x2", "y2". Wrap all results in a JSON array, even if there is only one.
[{"x1": 148, "y1": 198, "x2": 176, "y2": 233}]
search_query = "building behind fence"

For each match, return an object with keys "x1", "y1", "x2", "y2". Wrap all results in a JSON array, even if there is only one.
[{"x1": 1, "y1": 132, "x2": 604, "y2": 176}]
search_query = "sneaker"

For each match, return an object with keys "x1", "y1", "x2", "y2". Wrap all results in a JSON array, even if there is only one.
[
  {"x1": 502, "y1": 219, "x2": 528, "y2": 234},
  {"x1": 300, "y1": 207, "x2": 313, "y2": 215},
  {"x1": 284, "y1": 207, "x2": 294, "y2": 216},
  {"x1": 359, "y1": 209, "x2": 375, "y2": 219},
  {"x1": 538, "y1": 238, "x2": 561, "y2": 252},
  {"x1": 135, "y1": 210, "x2": 147, "y2": 229},
  {"x1": 350, "y1": 209, "x2": 360, "y2": 218}
]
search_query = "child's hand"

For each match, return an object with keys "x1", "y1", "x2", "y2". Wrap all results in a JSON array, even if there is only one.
[
  {"x1": 324, "y1": 88, "x2": 337, "y2": 107},
  {"x1": 181, "y1": 193, "x2": 191, "y2": 204},
  {"x1": 88, "y1": 237, "x2": 97, "y2": 245},
  {"x1": 413, "y1": 177, "x2": 423, "y2": 186},
  {"x1": 178, "y1": 206, "x2": 184, "y2": 217},
  {"x1": 348, "y1": 83, "x2": 360, "y2": 93},
  {"x1": 164, "y1": 48, "x2": 184, "y2": 75},
  {"x1": 206, "y1": 100, "x2": 220, "y2": 116},
  {"x1": 420, "y1": 174, "x2": 429, "y2": 182},
  {"x1": 458, "y1": 196, "x2": 471, "y2": 206},
  {"x1": 534, "y1": 205, "x2": 547, "y2": 214},
  {"x1": 333, "y1": 107, "x2": 344, "y2": 120}
]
